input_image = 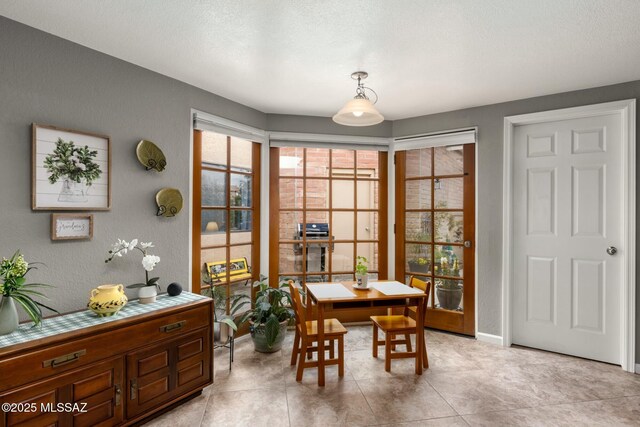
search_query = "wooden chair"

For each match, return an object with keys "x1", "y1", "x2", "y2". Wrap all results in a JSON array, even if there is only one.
[
  {"x1": 370, "y1": 276, "x2": 431, "y2": 372},
  {"x1": 289, "y1": 285, "x2": 348, "y2": 381}
]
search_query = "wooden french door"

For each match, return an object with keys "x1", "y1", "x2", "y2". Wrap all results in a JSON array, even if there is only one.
[{"x1": 395, "y1": 144, "x2": 475, "y2": 335}]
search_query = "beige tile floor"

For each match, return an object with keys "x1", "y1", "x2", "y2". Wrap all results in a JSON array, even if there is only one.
[{"x1": 145, "y1": 326, "x2": 640, "y2": 426}]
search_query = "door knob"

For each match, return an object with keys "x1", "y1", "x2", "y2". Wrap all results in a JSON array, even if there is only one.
[{"x1": 606, "y1": 246, "x2": 617, "y2": 256}]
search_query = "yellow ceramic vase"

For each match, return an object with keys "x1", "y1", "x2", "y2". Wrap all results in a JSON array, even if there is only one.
[{"x1": 88, "y1": 284, "x2": 128, "y2": 317}]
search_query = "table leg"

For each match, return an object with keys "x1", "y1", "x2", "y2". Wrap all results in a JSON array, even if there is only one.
[
  {"x1": 317, "y1": 302, "x2": 325, "y2": 386},
  {"x1": 306, "y1": 286, "x2": 312, "y2": 322},
  {"x1": 415, "y1": 298, "x2": 424, "y2": 375}
]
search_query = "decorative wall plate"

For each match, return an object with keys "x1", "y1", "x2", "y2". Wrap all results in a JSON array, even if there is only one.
[
  {"x1": 136, "y1": 140, "x2": 166, "y2": 172},
  {"x1": 155, "y1": 188, "x2": 183, "y2": 217}
]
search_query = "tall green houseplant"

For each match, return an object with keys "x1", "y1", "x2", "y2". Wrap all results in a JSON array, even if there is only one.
[{"x1": 235, "y1": 276, "x2": 294, "y2": 352}]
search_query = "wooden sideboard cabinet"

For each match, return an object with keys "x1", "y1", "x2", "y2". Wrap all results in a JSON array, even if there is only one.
[{"x1": 0, "y1": 295, "x2": 213, "y2": 427}]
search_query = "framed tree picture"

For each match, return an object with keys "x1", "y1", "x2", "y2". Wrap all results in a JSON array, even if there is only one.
[{"x1": 32, "y1": 123, "x2": 111, "y2": 210}]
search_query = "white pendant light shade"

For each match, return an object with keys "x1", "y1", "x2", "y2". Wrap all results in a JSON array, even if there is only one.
[
  {"x1": 333, "y1": 98, "x2": 384, "y2": 126},
  {"x1": 333, "y1": 71, "x2": 384, "y2": 127}
]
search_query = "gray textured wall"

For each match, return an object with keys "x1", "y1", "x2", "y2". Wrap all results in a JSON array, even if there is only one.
[
  {"x1": 0, "y1": 17, "x2": 265, "y2": 315},
  {"x1": 393, "y1": 81, "x2": 640, "y2": 358}
]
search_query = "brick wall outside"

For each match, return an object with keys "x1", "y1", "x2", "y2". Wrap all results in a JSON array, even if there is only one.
[{"x1": 278, "y1": 147, "x2": 380, "y2": 279}]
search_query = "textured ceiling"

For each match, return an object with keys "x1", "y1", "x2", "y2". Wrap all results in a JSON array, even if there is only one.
[{"x1": 2, "y1": 0, "x2": 640, "y2": 120}]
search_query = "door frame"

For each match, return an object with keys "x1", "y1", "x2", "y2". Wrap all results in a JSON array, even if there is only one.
[{"x1": 501, "y1": 99, "x2": 636, "y2": 372}]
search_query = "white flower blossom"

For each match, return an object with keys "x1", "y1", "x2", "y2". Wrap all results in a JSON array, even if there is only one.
[
  {"x1": 128, "y1": 239, "x2": 138, "y2": 251},
  {"x1": 141, "y1": 255, "x2": 160, "y2": 272},
  {"x1": 139, "y1": 242, "x2": 154, "y2": 249}
]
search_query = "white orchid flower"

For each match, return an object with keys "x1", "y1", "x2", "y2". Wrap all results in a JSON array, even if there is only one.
[
  {"x1": 141, "y1": 255, "x2": 160, "y2": 271},
  {"x1": 139, "y1": 242, "x2": 154, "y2": 249},
  {"x1": 128, "y1": 239, "x2": 138, "y2": 251}
]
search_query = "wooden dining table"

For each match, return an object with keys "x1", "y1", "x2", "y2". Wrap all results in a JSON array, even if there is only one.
[{"x1": 305, "y1": 280, "x2": 427, "y2": 386}]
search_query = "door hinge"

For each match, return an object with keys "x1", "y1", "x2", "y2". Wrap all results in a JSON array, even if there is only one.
[
  {"x1": 393, "y1": 224, "x2": 396, "y2": 234},
  {"x1": 394, "y1": 154, "x2": 396, "y2": 164}
]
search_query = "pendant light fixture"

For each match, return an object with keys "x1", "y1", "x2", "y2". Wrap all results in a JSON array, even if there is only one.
[{"x1": 332, "y1": 71, "x2": 384, "y2": 126}]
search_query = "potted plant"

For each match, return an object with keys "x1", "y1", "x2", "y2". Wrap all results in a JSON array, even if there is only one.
[
  {"x1": 105, "y1": 239, "x2": 161, "y2": 303},
  {"x1": 235, "y1": 276, "x2": 294, "y2": 353},
  {"x1": 407, "y1": 230, "x2": 431, "y2": 273},
  {"x1": 0, "y1": 251, "x2": 58, "y2": 335},
  {"x1": 435, "y1": 256, "x2": 463, "y2": 310},
  {"x1": 202, "y1": 272, "x2": 240, "y2": 343},
  {"x1": 44, "y1": 138, "x2": 102, "y2": 203},
  {"x1": 408, "y1": 257, "x2": 430, "y2": 274},
  {"x1": 355, "y1": 256, "x2": 369, "y2": 288}
]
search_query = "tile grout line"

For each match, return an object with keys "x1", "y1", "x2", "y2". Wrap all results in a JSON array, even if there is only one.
[
  {"x1": 353, "y1": 377, "x2": 378, "y2": 424},
  {"x1": 422, "y1": 373, "x2": 463, "y2": 418},
  {"x1": 197, "y1": 390, "x2": 213, "y2": 427}
]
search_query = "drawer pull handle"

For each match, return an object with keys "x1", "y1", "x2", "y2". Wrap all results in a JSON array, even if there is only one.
[
  {"x1": 43, "y1": 349, "x2": 86, "y2": 368},
  {"x1": 115, "y1": 384, "x2": 122, "y2": 406},
  {"x1": 160, "y1": 321, "x2": 185, "y2": 333}
]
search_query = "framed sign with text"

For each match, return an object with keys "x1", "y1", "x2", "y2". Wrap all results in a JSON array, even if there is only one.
[{"x1": 51, "y1": 214, "x2": 94, "y2": 240}]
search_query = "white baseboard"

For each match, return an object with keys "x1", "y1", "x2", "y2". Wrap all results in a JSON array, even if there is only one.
[
  {"x1": 476, "y1": 332, "x2": 503, "y2": 346},
  {"x1": 636, "y1": 364, "x2": 640, "y2": 374}
]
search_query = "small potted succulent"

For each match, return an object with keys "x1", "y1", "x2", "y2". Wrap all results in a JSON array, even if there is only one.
[
  {"x1": 105, "y1": 239, "x2": 161, "y2": 303},
  {"x1": 435, "y1": 256, "x2": 463, "y2": 310},
  {"x1": 0, "y1": 251, "x2": 58, "y2": 335},
  {"x1": 355, "y1": 256, "x2": 369, "y2": 288}
]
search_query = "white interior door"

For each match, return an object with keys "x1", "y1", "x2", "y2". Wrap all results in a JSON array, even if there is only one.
[{"x1": 512, "y1": 113, "x2": 623, "y2": 364}]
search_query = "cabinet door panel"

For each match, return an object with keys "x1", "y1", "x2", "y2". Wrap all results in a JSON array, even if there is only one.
[
  {"x1": 0, "y1": 357, "x2": 123, "y2": 427},
  {"x1": 174, "y1": 330, "x2": 210, "y2": 397},
  {"x1": 126, "y1": 328, "x2": 210, "y2": 419}
]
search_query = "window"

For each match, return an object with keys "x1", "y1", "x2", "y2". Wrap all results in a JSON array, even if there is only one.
[
  {"x1": 270, "y1": 147, "x2": 387, "y2": 285},
  {"x1": 192, "y1": 130, "x2": 260, "y2": 335}
]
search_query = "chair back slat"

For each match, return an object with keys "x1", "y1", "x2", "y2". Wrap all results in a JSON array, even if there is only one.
[
  {"x1": 409, "y1": 275, "x2": 428, "y2": 292},
  {"x1": 290, "y1": 285, "x2": 307, "y2": 339},
  {"x1": 408, "y1": 275, "x2": 431, "y2": 318}
]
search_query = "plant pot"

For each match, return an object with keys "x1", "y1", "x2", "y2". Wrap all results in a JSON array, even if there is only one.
[
  {"x1": 214, "y1": 316, "x2": 234, "y2": 343},
  {"x1": 436, "y1": 282, "x2": 463, "y2": 310},
  {"x1": 0, "y1": 297, "x2": 19, "y2": 335},
  {"x1": 250, "y1": 319, "x2": 288, "y2": 353},
  {"x1": 58, "y1": 178, "x2": 89, "y2": 203},
  {"x1": 138, "y1": 286, "x2": 158, "y2": 304},
  {"x1": 408, "y1": 260, "x2": 430, "y2": 274},
  {"x1": 355, "y1": 274, "x2": 369, "y2": 288}
]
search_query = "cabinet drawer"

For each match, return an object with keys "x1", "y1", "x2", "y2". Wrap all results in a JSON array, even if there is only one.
[{"x1": 0, "y1": 303, "x2": 211, "y2": 390}]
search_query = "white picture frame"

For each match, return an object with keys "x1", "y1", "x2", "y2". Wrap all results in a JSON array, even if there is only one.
[{"x1": 32, "y1": 123, "x2": 111, "y2": 210}]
